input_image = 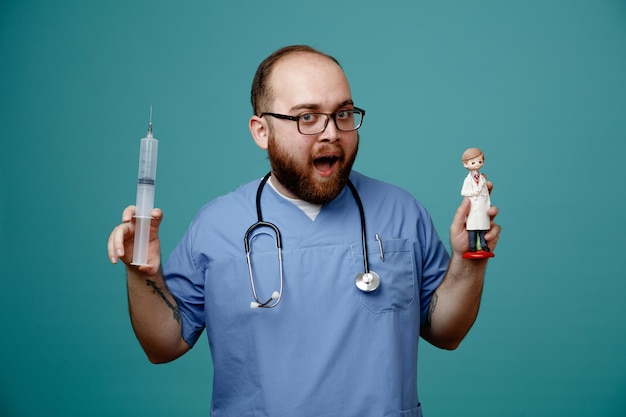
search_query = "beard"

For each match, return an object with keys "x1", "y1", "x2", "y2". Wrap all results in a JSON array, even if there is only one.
[{"x1": 267, "y1": 133, "x2": 358, "y2": 204}]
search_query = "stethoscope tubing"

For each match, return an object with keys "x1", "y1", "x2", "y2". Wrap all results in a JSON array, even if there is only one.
[
  {"x1": 245, "y1": 174, "x2": 284, "y2": 308},
  {"x1": 346, "y1": 179, "x2": 371, "y2": 275},
  {"x1": 244, "y1": 172, "x2": 377, "y2": 308}
]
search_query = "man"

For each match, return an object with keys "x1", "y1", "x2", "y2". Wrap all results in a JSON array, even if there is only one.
[{"x1": 108, "y1": 45, "x2": 500, "y2": 417}]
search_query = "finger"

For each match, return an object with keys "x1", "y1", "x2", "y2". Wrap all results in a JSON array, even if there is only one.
[
  {"x1": 150, "y1": 208, "x2": 164, "y2": 228},
  {"x1": 108, "y1": 223, "x2": 128, "y2": 263},
  {"x1": 122, "y1": 205, "x2": 137, "y2": 223},
  {"x1": 451, "y1": 198, "x2": 470, "y2": 227},
  {"x1": 485, "y1": 224, "x2": 501, "y2": 251},
  {"x1": 113, "y1": 222, "x2": 133, "y2": 262},
  {"x1": 485, "y1": 206, "x2": 500, "y2": 241},
  {"x1": 107, "y1": 227, "x2": 118, "y2": 264},
  {"x1": 449, "y1": 199, "x2": 471, "y2": 255},
  {"x1": 487, "y1": 205, "x2": 499, "y2": 218},
  {"x1": 485, "y1": 223, "x2": 501, "y2": 241},
  {"x1": 484, "y1": 198, "x2": 502, "y2": 248}
]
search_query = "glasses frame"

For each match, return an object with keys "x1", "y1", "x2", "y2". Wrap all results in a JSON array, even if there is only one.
[{"x1": 260, "y1": 107, "x2": 366, "y2": 135}]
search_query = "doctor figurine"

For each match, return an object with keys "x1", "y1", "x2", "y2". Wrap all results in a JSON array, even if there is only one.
[{"x1": 460, "y1": 147, "x2": 495, "y2": 259}]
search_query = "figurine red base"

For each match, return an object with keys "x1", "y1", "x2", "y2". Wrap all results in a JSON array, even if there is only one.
[{"x1": 462, "y1": 250, "x2": 495, "y2": 259}]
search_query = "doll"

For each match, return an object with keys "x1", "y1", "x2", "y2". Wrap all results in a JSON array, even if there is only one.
[{"x1": 460, "y1": 148, "x2": 494, "y2": 259}]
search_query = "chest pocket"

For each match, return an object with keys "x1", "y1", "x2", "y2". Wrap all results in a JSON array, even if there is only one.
[{"x1": 351, "y1": 238, "x2": 416, "y2": 313}]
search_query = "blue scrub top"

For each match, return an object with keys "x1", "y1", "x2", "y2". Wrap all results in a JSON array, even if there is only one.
[{"x1": 164, "y1": 171, "x2": 449, "y2": 417}]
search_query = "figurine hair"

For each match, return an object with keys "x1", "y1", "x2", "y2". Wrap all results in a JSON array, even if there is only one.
[{"x1": 462, "y1": 147, "x2": 484, "y2": 163}]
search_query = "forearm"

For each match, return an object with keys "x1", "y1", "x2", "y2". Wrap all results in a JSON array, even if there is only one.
[
  {"x1": 421, "y1": 254, "x2": 487, "y2": 350},
  {"x1": 126, "y1": 267, "x2": 190, "y2": 363}
]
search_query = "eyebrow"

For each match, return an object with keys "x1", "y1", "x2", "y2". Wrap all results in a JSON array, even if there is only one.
[{"x1": 289, "y1": 99, "x2": 354, "y2": 113}]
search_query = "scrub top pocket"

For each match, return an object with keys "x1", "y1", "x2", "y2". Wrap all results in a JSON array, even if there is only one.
[{"x1": 352, "y1": 238, "x2": 416, "y2": 313}]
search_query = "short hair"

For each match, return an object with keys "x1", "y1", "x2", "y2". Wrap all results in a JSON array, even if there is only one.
[
  {"x1": 250, "y1": 45, "x2": 342, "y2": 115},
  {"x1": 462, "y1": 147, "x2": 484, "y2": 163}
]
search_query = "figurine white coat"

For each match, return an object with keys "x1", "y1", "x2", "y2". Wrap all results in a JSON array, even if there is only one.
[{"x1": 461, "y1": 170, "x2": 491, "y2": 230}]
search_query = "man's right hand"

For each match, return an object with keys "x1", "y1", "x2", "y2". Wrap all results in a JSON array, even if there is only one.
[{"x1": 107, "y1": 205, "x2": 163, "y2": 276}]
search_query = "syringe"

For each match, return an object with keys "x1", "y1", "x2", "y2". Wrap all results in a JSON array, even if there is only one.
[{"x1": 131, "y1": 108, "x2": 159, "y2": 266}]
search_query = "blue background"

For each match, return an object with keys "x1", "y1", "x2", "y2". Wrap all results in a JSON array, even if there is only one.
[{"x1": 1, "y1": 1, "x2": 625, "y2": 416}]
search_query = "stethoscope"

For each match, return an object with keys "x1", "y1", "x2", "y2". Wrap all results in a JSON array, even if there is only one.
[{"x1": 244, "y1": 172, "x2": 381, "y2": 309}]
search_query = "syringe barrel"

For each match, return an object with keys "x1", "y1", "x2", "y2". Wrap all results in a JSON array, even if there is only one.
[
  {"x1": 137, "y1": 135, "x2": 159, "y2": 208},
  {"x1": 132, "y1": 135, "x2": 158, "y2": 265}
]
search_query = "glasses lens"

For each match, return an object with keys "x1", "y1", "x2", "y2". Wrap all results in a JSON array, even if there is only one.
[
  {"x1": 335, "y1": 110, "x2": 363, "y2": 132},
  {"x1": 297, "y1": 110, "x2": 364, "y2": 134},
  {"x1": 298, "y1": 113, "x2": 327, "y2": 135}
]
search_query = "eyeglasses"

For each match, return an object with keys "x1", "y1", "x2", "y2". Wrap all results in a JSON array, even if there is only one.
[{"x1": 260, "y1": 108, "x2": 365, "y2": 135}]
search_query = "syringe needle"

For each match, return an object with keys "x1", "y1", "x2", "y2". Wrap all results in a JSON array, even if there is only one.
[{"x1": 148, "y1": 105, "x2": 153, "y2": 134}]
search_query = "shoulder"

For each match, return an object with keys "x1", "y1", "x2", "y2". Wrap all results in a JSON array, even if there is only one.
[
  {"x1": 348, "y1": 171, "x2": 429, "y2": 216},
  {"x1": 348, "y1": 171, "x2": 443, "y2": 253},
  {"x1": 349, "y1": 171, "x2": 414, "y2": 199},
  {"x1": 189, "y1": 178, "x2": 261, "y2": 231},
  {"x1": 349, "y1": 171, "x2": 422, "y2": 204}
]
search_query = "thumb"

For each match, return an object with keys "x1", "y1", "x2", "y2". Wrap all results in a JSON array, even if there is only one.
[
  {"x1": 150, "y1": 208, "x2": 164, "y2": 234},
  {"x1": 451, "y1": 198, "x2": 470, "y2": 232}
]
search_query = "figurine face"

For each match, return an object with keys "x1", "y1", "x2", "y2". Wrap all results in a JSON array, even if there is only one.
[{"x1": 463, "y1": 155, "x2": 484, "y2": 171}]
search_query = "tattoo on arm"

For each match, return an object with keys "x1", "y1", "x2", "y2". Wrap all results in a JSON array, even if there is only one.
[
  {"x1": 146, "y1": 279, "x2": 181, "y2": 324},
  {"x1": 425, "y1": 293, "x2": 438, "y2": 329}
]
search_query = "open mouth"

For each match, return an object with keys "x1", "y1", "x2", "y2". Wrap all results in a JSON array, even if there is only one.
[{"x1": 313, "y1": 155, "x2": 340, "y2": 176}]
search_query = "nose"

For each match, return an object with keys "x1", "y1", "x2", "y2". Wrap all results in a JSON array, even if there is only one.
[{"x1": 319, "y1": 116, "x2": 340, "y2": 142}]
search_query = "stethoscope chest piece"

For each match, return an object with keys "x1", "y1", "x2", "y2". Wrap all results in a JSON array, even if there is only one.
[{"x1": 355, "y1": 271, "x2": 380, "y2": 292}]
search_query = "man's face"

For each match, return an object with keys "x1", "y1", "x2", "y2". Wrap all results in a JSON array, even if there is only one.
[
  {"x1": 463, "y1": 155, "x2": 484, "y2": 172},
  {"x1": 264, "y1": 53, "x2": 359, "y2": 204}
]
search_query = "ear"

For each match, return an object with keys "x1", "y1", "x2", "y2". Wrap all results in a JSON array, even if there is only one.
[{"x1": 249, "y1": 115, "x2": 269, "y2": 150}]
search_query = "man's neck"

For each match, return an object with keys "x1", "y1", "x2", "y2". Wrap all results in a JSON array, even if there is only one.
[{"x1": 267, "y1": 175, "x2": 322, "y2": 220}]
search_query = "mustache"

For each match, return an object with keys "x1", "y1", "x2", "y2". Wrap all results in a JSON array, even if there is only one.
[
  {"x1": 311, "y1": 144, "x2": 345, "y2": 161},
  {"x1": 311, "y1": 132, "x2": 359, "y2": 160}
]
